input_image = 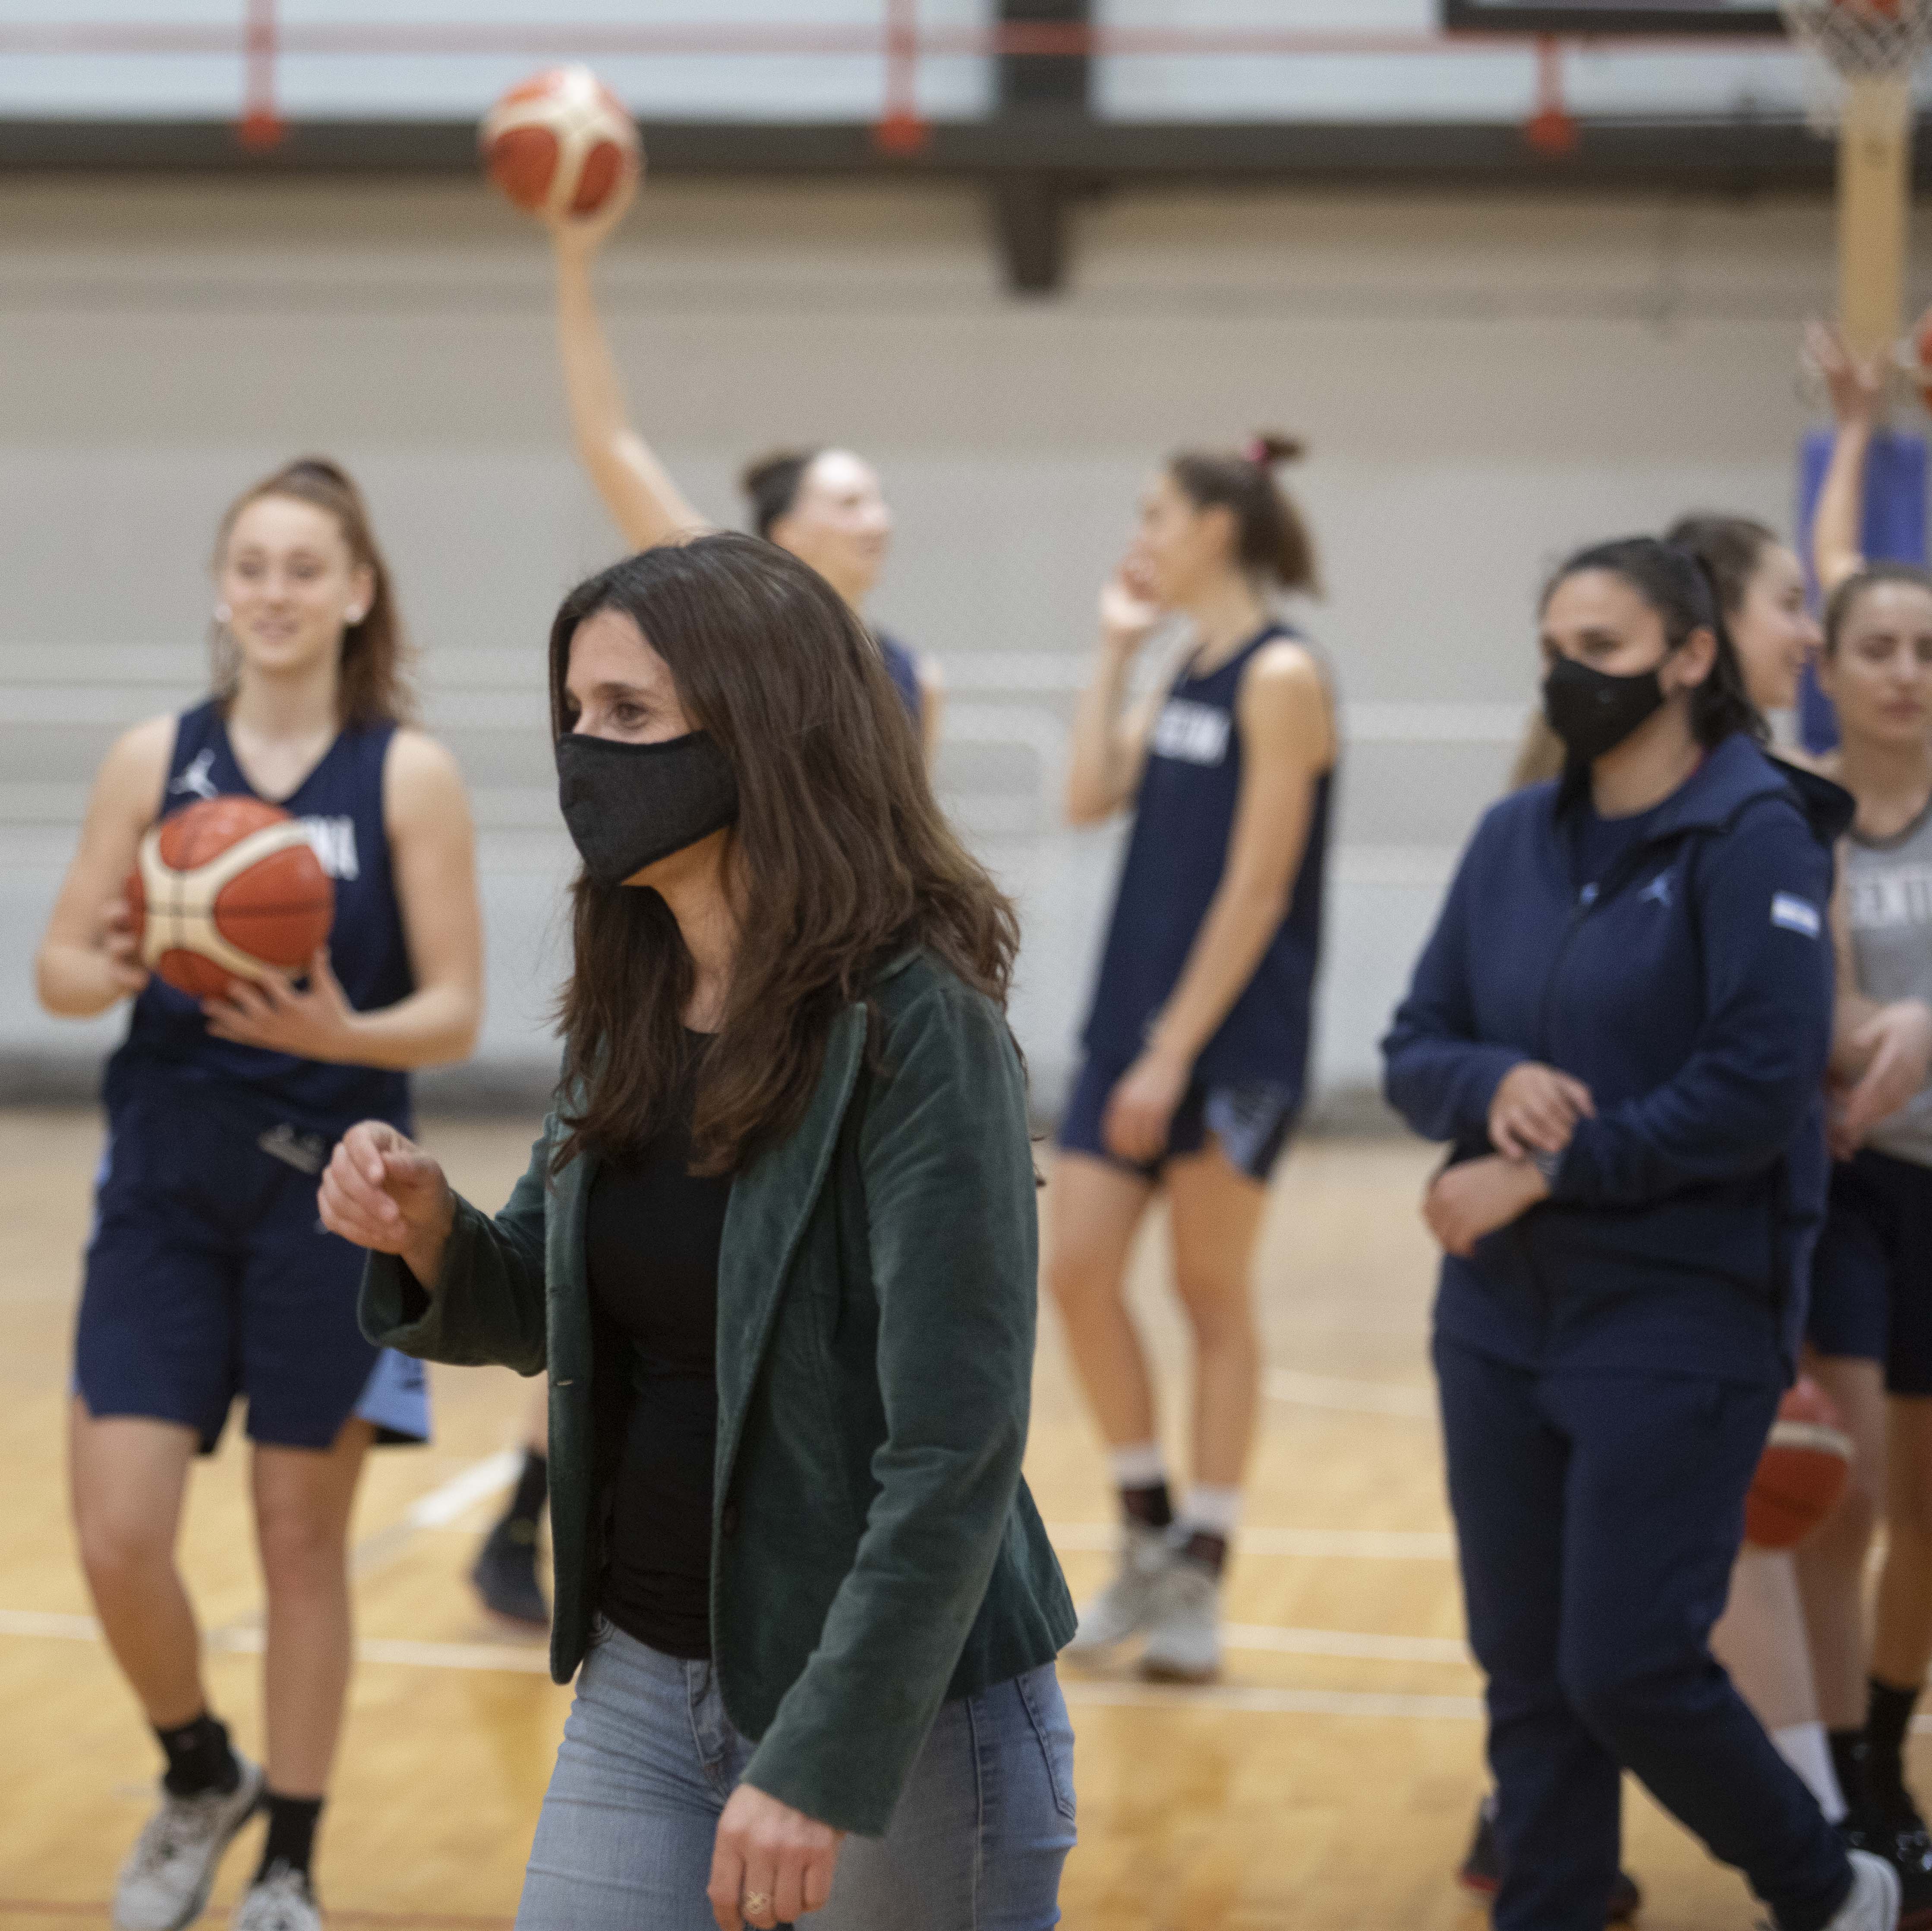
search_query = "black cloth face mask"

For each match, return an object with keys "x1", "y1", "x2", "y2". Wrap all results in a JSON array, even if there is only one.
[
  {"x1": 555, "y1": 730, "x2": 739, "y2": 888},
  {"x1": 1541, "y1": 653, "x2": 1669, "y2": 765}
]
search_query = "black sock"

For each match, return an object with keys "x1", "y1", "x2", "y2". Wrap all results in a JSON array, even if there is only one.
[
  {"x1": 1830, "y1": 1727, "x2": 1870, "y2": 1818},
  {"x1": 491, "y1": 1448, "x2": 548, "y2": 1544},
  {"x1": 1120, "y1": 1480, "x2": 1173, "y2": 1531},
  {"x1": 508, "y1": 1447, "x2": 548, "y2": 1525},
  {"x1": 255, "y1": 1793, "x2": 323, "y2": 1884},
  {"x1": 155, "y1": 1711, "x2": 239, "y2": 1798},
  {"x1": 1867, "y1": 1677, "x2": 1922, "y2": 1808},
  {"x1": 1179, "y1": 1528, "x2": 1229, "y2": 1575}
]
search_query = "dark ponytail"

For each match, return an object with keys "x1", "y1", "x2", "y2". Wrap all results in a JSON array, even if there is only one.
[
  {"x1": 1168, "y1": 433, "x2": 1320, "y2": 594},
  {"x1": 741, "y1": 448, "x2": 823, "y2": 540},
  {"x1": 1543, "y1": 535, "x2": 1764, "y2": 750},
  {"x1": 1663, "y1": 513, "x2": 1779, "y2": 627}
]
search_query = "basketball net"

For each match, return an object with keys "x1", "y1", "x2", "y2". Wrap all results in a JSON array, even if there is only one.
[{"x1": 1781, "y1": 0, "x2": 1932, "y2": 359}]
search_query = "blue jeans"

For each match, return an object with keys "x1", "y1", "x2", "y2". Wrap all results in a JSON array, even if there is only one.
[{"x1": 516, "y1": 1622, "x2": 1076, "y2": 1931}]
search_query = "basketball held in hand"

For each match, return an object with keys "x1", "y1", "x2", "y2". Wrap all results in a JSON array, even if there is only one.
[
  {"x1": 480, "y1": 66, "x2": 640, "y2": 219},
  {"x1": 1743, "y1": 1378, "x2": 1855, "y2": 1551},
  {"x1": 126, "y1": 797, "x2": 334, "y2": 1000}
]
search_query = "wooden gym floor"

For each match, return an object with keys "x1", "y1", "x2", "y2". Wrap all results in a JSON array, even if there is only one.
[{"x1": 0, "y1": 1105, "x2": 1883, "y2": 1928}]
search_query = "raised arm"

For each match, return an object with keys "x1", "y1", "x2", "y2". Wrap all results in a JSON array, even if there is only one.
[
  {"x1": 200, "y1": 729, "x2": 483, "y2": 1070},
  {"x1": 1807, "y1": 318, "x2": 1889, "y2": 599},
  {"x1": 35, "y1": 714, "x2": 173, "y2": 1018},
  {"x1": 1064, "y1": 573, "x2": 1166, "y2": 824},
  {"x1": 548, "y1": 165, "x2": 709, "y2": 553}
]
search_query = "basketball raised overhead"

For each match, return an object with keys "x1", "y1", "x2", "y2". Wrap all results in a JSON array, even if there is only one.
[
  {"x1": 126, "y1": 796, "x2": 335, "y2": 1000},
  {"x1": 479, "y1": 66, "x2": 640, "y2": 219}
]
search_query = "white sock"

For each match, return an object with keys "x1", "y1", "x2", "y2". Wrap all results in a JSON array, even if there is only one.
[
  {"x1": 1182, "y1": 1484, "x2": 1243, "y2": 1538},
  {"x1": 1773, "y1": 1721, "x2": 1847, "y2": 1823},
  {"x1": 1107, "y1": 1442, "x2": 1168, "y2": 1491}
]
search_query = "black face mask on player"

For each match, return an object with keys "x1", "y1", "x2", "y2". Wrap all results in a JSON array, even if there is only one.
[
  {"x1": 555, "y1": 730, "x2": 739, "y2": 889},
  {"x1": 1541, "y1": 654, "x2": 1670, "y2": 766}
]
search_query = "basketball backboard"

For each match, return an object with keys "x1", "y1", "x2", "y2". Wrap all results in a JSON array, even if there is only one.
[{"x1": 1441, "y1": 1, "x2": 1784, "y2": 33}]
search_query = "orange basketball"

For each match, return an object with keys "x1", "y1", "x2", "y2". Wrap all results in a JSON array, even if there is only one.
[
  {"x1": 479, "y1": 66, "x2": 640, "y2": 219},
  {"x1": 1744, "y1": 1378, "x2": 1854, "y2": 1551},
  {"x1": 126, "y1": 797, "x2": 334, "y2": 1000}
]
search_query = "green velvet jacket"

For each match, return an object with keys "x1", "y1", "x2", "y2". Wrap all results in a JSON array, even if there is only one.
[{"x1": 359, "y1": 953, "x2": 1074, "y2": 1836}]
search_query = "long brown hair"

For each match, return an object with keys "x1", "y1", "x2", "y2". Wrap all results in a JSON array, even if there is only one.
[
  {"x1": 1169, "y1": 433, "x2": 1320, "y2": 593},
  {"x1": 211, "y1": 456, "x2": 415, "y2": 729},
  {"x1": 549, "y1": 533, "x2": 1019, "y2": 1174}
]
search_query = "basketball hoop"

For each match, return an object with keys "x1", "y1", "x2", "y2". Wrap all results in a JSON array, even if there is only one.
[{"x1": 1782, "y1": 0, "x2": 1932, "y2": 364}]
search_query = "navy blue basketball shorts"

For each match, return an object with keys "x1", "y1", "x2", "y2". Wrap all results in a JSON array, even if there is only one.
[
  {"x1": 1057, "y1": 1051, "x2": 1299, "y2": 1186},
  {"x1": 75, "y1": 1084, "x2": 430, "y2": 1453},
  {"x1": 1807, "y1": 1145, "x2": 1932, "y2": 1398}
]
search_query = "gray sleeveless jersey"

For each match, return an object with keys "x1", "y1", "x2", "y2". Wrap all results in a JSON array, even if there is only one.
[{"x1": 1844, "y1": 801, "x2": 1932, "y2": 1168}]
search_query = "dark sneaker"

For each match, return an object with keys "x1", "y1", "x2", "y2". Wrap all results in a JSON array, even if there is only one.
[
  {"x1": 470, "y1": 1516, "x2": 547, "y2": 1629},
  {"x1": 1847, "y1": 1814, "x2": 1932, "y2": 1931},
  {"x1": 1458, "y1": 1795, "x2": 1643, "y2": 1924}
]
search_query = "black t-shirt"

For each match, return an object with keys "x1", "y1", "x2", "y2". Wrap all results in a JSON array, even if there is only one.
[{"x1": 585, "y1": 1036, "x2": 730, "y2": 1660}]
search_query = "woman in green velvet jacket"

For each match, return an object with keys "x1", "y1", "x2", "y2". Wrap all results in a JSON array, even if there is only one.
[{"x1": 320, "y1": 535, "x2": 1075, "y2": 1931}]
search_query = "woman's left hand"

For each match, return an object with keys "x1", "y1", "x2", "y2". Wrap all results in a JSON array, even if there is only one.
[
  {"x1": 202, "y1": 948, "x2": 359, "y2": 1061},
  {"x1": 1101, "y1": 1045, "x2": 1190, "y2": 1166},
  {"x1": 1423, "y1": 1155, "x2": 1550, "y2": 1258},
  {"x1": 708, "y1": 1783, "x2": 845, "y2": 1931}
]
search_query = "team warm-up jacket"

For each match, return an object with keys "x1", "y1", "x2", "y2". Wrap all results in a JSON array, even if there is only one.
[{"x1": 1382, "y1": 733, "x2": 1839, "y2": 1385}]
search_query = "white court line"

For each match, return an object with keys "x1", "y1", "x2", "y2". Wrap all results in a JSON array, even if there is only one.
[
  {"x1": 1062, "y1": 1680, "x2": 1484, "y2": 1720},
  {"x1": 1222, "y1": 1622, "x2": 1469, "y2": 1663},
  {"x1": 1265, "y1": 1368, "x2": 1438, "y2": 1419},
  {"x1": 405, "y1": 1448, "x2": 521, "y2": 1528},
  {"x1": 1046, "y1": 1524, "x2": 1455, "y2": 1559}
]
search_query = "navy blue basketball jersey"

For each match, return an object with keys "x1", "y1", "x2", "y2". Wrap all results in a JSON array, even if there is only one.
[
  {"x1": 1080, "y1": 626, "x2": 1333, "y2": 1096},
  {"x1": 878, "y1": 631, "x2": 924, "y2": 733},
  {"x1": 107, "y1": 700, "x2": 416, "y2": 1132}
]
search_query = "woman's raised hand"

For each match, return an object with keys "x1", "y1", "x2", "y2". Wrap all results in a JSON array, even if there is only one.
[
  {"x1": 1807, "y1": 318, "x2": 1888, "y2": 431},
  {"x1": 1099, "y1": 564, "x2": 1161, "y2": 655},
  {"x1": 544, "y1": 149, "x2": 642, "y2": 257},
  {"x1": 1488, "y1": 1061, "x2": 1594, "y2": 1162},
  {"x1": 318, "y1": 1121, "x2": 455, "y2": 1285}
]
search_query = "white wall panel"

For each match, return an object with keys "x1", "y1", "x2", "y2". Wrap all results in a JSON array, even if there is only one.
[{"x1": 0, "y1": 177, "x2": 1894, "y2": 1113}]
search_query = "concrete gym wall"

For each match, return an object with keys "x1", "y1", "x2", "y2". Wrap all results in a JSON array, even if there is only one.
[{"x1": 0, "y1": 177, "x2": 1911, "y2": 1116}]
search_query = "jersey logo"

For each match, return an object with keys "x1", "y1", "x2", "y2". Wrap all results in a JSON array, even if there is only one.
[
  {"x1": 1150, "y1": 699, "x2": 1231, "y2": 767},
  {"x1": 258, "y1": 1123, "x2": 327, "y2": 1174},
  {"x1": 300, "y1": 815, "x2": 360, "y2": 882},
  {"x1": 168, "y1": 749, "x2": 220, "y2": 801},
  {"x1": 1771, "y1": 893, "x2": 1822, "y2": 939},
  {"x1": 1638, "y1": 873, "x2": 1674, "y2": 909},
  {"x1": 1849, "y1": 864, "x2": 1932, "y2": 932}
]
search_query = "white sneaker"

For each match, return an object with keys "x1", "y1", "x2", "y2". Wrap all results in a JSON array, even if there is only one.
[
  {"x1": 233, "y1": 1864, "x2": 324, "y2": 1931},
  {"x1": 1065, "y1": 1522, "x2": 1175, "y2": 1656},
  {"x1": 1139, "y1": 1554, "x2": 1222, "y2": 1683},
  {"x1": 113, "y1": 1755, "x2": 265, "y2": 1931},
  {"x1": 1822, "y1": 1850, "x2": 1902, "y2": 1931}
]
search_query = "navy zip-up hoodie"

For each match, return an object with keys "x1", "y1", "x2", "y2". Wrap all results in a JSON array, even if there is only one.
[{"x1": 1382, "y1": 733, "x2": 1837, "y2": 1385}]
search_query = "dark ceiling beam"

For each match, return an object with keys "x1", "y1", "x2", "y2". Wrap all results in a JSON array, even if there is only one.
[
  {"x1": 986, "y1": 0, "x2": 1090, "y2": 296},
  {"x1": 0, "y1": 113, "x2": 1921, "y2": 196}
]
